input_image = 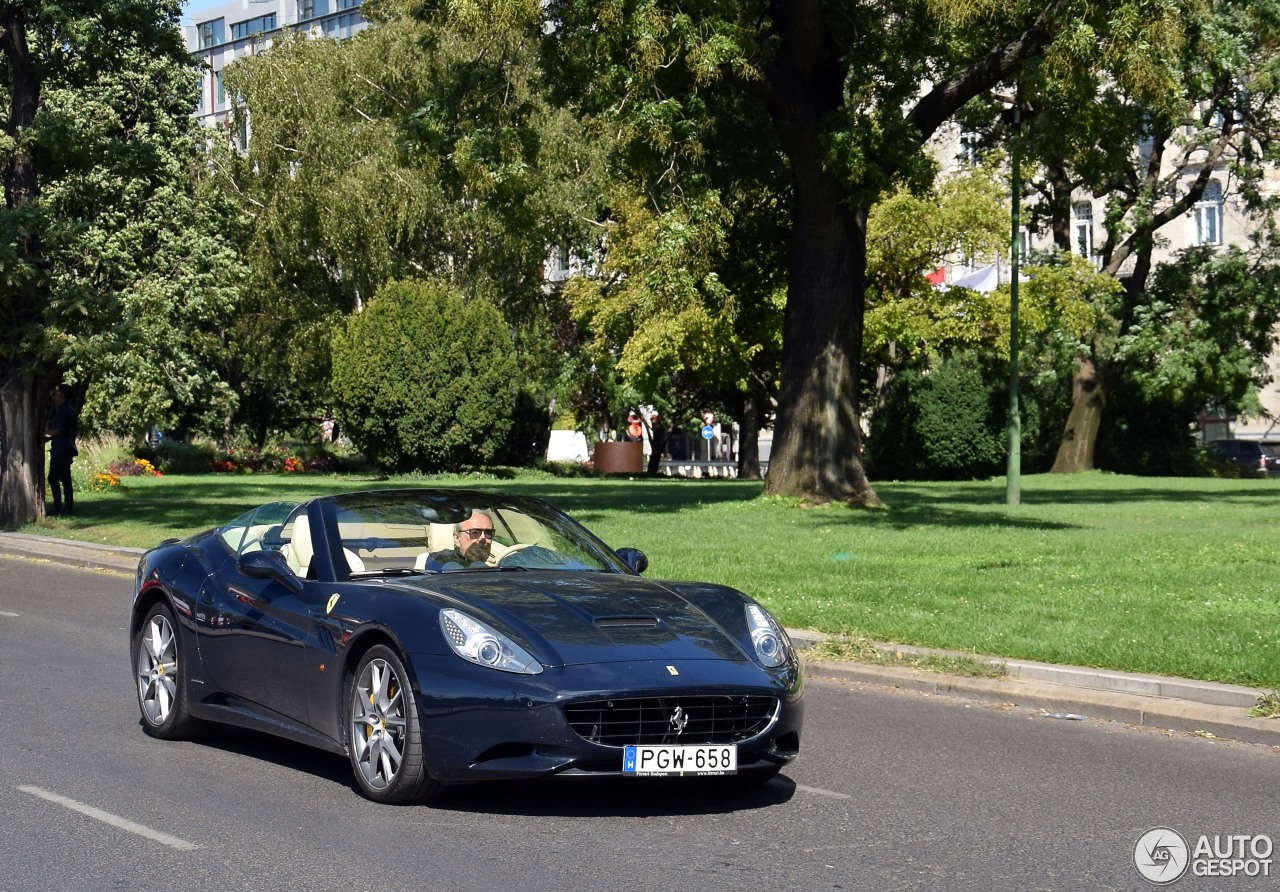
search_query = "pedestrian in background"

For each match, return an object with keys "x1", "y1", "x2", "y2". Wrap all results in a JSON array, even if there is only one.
[
  {"x1": 647, "y1": 412, "x2": 666, "y2": 475},
  {"x1": 46, "y1": 384, "x2": 78, "y2": 516},
  {"x1": 622, "y1": 410, "x2": 645, "y2": 443}
]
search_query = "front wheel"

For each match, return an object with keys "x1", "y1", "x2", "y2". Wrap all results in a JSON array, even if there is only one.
[
  {"x1": 347, "y1": 645, "x2": 443, "y2": 803},
  {"x1": 132, "y1": 602, "x2": 204, "y2": 739}
]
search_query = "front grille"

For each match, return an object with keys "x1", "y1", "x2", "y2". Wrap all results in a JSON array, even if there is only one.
[{"x1": 564, "y1": 695, "x2": 778, "y2": 746}]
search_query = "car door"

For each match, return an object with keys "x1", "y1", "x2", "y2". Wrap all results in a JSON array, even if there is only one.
[{"x1": 196, "y1": 501, "x2": 317, "y2": 725}]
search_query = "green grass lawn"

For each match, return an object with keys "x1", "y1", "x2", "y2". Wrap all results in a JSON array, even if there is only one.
[{"x1": 28, "y1": 470, "x2": 1280, "y2": 688}]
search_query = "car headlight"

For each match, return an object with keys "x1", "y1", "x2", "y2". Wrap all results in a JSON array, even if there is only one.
[
  {"x1": 745, "y1": 603, "x2": 791, "y2": 668},
  {"x1": 439, "y1": 608, "x2": 543, "y2": 675}
]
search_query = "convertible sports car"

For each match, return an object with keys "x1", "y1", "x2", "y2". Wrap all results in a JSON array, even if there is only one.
[{"x1": 130, "y1": 489, "x2": 803, "y2": 802}]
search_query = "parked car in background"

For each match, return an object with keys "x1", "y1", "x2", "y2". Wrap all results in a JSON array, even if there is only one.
[{"x1": 1206, "y1": 439, "x2": 1280, "y2": 477}]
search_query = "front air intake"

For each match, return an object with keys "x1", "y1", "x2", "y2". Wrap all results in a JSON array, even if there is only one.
[{"x1": 564, "y1": 695, "x2": 778, "y2": 746}]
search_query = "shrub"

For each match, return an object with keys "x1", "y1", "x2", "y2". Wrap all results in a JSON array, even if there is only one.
[
  {"x1": 870, "y1": 353, "x2": 1005, "y2": 480},
  {"x1": 330, "y1": 278, "x2": 519, "y2": 472},
  {"x1": 70, "y1": 435, "x2": 135, "y2": 494},
  {"x1": 146, "y1": 438, "x2": 216, "y2": 475}
]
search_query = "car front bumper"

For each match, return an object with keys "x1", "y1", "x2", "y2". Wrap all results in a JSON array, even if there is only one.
[{"x1": 407, "y1": 654, "x2": 804, "y2": 784}]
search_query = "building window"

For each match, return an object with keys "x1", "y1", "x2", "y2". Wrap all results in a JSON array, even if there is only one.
[
  {"x1": 324, "y1": 12, "x2": 361, "y2": 39},
  {"x1": 299, "y1": 0, "x2": 329, "y2": 17},
  {"x1": 231, "y1": 13, "x2": 278, "y2": 40},
  {"x1": 958, "y1": 130, "x2": 981, "y2": 166},
  {"x1": 1073, "y1": 202, "x2": 1094, "y2": 258},
  {"x1": 337, "y1": 0, "x2": 361, "y2": 8},
  {"x1": 215, "y1": 70, "x2": 226, "y2": 109},
  {"x1": 1193, "y1": 181, "x2": 1224, "y2": 246},
  {"x1": 197, "y1": 19, "x2": 224, "y2": 48}
]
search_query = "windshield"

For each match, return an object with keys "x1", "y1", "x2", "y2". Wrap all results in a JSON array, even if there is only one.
[
  {"x1": 320, "y1": 490, "x2": 628, "y2": 575},
  {"x1": 218, "y1": 501, "x2": 302, "y2": 557}
]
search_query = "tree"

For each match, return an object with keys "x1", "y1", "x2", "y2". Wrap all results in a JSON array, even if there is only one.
[
  {"x1": 219, "y1": 0, "x2": 599, "y2": 445},
  {"x1": 984, "y1": 0, "x2": 1280, "y2": 471},
  {"x1": 863, "y1": 159, "x2": 1011, "y2": 405},
  {"x1": 329, "y1": 278, "x2": 518, "y2": 471},
  {"x1": 1, "y1": 0, "x2": 228, "y2": 524},
  {"x1": 544, "y1": 0, "x2": 1180, "y2": 504}
]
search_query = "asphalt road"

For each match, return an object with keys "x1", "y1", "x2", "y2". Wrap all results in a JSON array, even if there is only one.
[{"x1": 0, "y1": 556, "x2": 1276, "y2": 892}]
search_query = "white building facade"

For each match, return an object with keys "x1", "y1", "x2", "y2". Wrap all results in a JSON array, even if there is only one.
[{"x1": 184, "y1": 0, "x2": 371, "y2": 129}]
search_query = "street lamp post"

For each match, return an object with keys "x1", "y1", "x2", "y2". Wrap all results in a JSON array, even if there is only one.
[{"x1": 1006, "y1": 103, "x2": 1022, "y2": 507}]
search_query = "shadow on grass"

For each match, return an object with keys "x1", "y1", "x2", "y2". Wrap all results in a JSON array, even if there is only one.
[
  {"x1": 80, "y1": 474, "x2": 767, "y2": 537},
  {"x1": 61, "y1": 471, "x2": 1279, "y2": 542},
  {"x1": 884, "y1": 478, "x2": 1280, "y2": 507}
]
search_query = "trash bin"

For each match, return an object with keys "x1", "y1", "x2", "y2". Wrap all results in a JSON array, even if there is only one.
[{"x1": 593, "y1": 441, "x2": 644, "y2": 474}]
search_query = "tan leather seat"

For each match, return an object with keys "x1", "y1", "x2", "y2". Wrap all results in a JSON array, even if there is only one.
[{"x1": 282, "y1": 515, "x2": 314, "y2": 577}]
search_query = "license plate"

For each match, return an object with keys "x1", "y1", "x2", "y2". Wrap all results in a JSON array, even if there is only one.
[{"x1": 623, "y1": 744, "x2": 737, "y2": 776}]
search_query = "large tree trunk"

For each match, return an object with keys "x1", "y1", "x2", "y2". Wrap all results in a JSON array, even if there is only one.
[
  {"x1": 737, "y1": 391, "x2": 762, "y2": 480},
  {"x1": 1, "y1": 5, "x2": 46, "y2": 527},
  {"x1": 0, "y1": 370, "x2": 45, "y2": 524},
  {"x1": 1050, "y1": 357, "x2": 1105, "y2": 473},
  {"x1": 764, "y1": 166, "x2": 879, "y2": 505},
  {"x1": 754, "y1": 2, "x2": 879, "y2": 506}
]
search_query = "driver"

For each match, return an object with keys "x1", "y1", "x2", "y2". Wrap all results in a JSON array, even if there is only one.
[{"x1": 425, "y1": 510, "x2": 496, "y2": 570}]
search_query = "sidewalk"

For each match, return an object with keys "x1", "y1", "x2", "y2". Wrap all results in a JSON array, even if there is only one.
[{"x1": 2, "y1": 531, "x2": 1277, "y2": 747}]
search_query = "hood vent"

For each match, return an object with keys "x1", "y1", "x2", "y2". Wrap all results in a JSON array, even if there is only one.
[{"x1": 595, "y1": 616, "x2": 660, "y2": 629}]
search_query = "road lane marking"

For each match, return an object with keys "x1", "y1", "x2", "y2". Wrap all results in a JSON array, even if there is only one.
[
  {"x1": 0, "y1": 611, "x2": 19, "y2": 617},
  {"x1": 794, "y1": 783, "x2": 851, "y2": 800},
  {"x1": 17, "y1": 785, "x2": 198, "y2": 851}
]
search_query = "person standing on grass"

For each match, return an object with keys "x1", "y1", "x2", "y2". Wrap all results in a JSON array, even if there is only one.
[{"x1": 45, "y1": 384, "x2": 78, "y2": 517}]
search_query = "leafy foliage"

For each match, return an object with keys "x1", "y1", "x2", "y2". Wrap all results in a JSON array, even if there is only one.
[
  {"x1": 869, "y1": 353, "x2": 1006, "y2": 481},
  {"x1": 217, "y1": 0, "x2": 600, "y2": 446},
  {"x1": 1117, "y1": 247, "x2": 1280, "y2": 414},
  {"x1": 0, "y1": 0, "x2": 245, "y2": 522},
  {"x1": 329, "y1": 278, "x2": 518, "y2": 471},
  {"x1": 541, "y1": 0, "x2": 1201, "y2": 502}
]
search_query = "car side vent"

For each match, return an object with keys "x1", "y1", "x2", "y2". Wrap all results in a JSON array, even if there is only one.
[{"x1": 595, "y1": 616, "x2": 660, "y2": 629}]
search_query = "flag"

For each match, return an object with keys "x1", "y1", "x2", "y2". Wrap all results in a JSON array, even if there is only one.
[{"x1": 951, "y1": 265, "x2": 998, "y2": 292}]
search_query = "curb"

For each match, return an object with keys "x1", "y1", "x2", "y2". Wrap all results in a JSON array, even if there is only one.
[
  {"x1": 1, "y1": 531, "x2": 1277, "y2": 747},
  {"x1": 799, "y1": 658, "x2": 1280, "y2": 748},
  {"x1": 788, "y1": 631, "x2": 1280, "y2": 748},
  {"x1": 0, "y1": 532, "x2": 144, "y2": 574}
]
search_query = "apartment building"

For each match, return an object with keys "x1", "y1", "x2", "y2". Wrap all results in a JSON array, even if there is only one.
[{"x1": 184, "y1": 0, "x2": 370, "y2": 129}]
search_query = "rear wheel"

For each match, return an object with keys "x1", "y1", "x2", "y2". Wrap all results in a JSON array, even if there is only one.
[
  {"x1": 347, "y1": 645, "x2": 443, "y2": 803},
  {"x1": 132, "y1": 603, "x2": 204, "y2": 739}
]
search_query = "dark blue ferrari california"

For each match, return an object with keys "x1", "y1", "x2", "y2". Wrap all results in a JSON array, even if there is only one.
[{"x1": 130, "y1": 489, "x2": 803, "y2": 802}]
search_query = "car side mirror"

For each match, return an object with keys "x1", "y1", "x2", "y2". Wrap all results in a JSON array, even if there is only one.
[
  {"x1": 238, "y1": 549, "x2": 304, "y2": 593},
  {"x1": 615, "y1": 547, "x2": 648, "y2": 574}
]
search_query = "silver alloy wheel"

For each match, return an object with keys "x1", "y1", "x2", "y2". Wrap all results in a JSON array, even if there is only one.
[
  {"x1": 137, "y1": 612, "x2": 178, "y2": 726},
  {"x1": 350, "y1": 657, "x2": 409, "y2": 790}
]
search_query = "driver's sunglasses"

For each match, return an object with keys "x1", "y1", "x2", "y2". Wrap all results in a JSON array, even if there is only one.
[{"x1": 460, "y1": 528, "x2": 495, "y2": 540}]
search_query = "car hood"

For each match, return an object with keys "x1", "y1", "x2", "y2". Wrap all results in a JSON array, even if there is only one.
[{"x1": 417, "y1": 572, "x2": 752, "y2": 667}]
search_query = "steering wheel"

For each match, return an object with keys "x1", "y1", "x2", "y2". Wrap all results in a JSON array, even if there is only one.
[{"x1": 495, "y1": 542, "x2": 536, "y2": 566}]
